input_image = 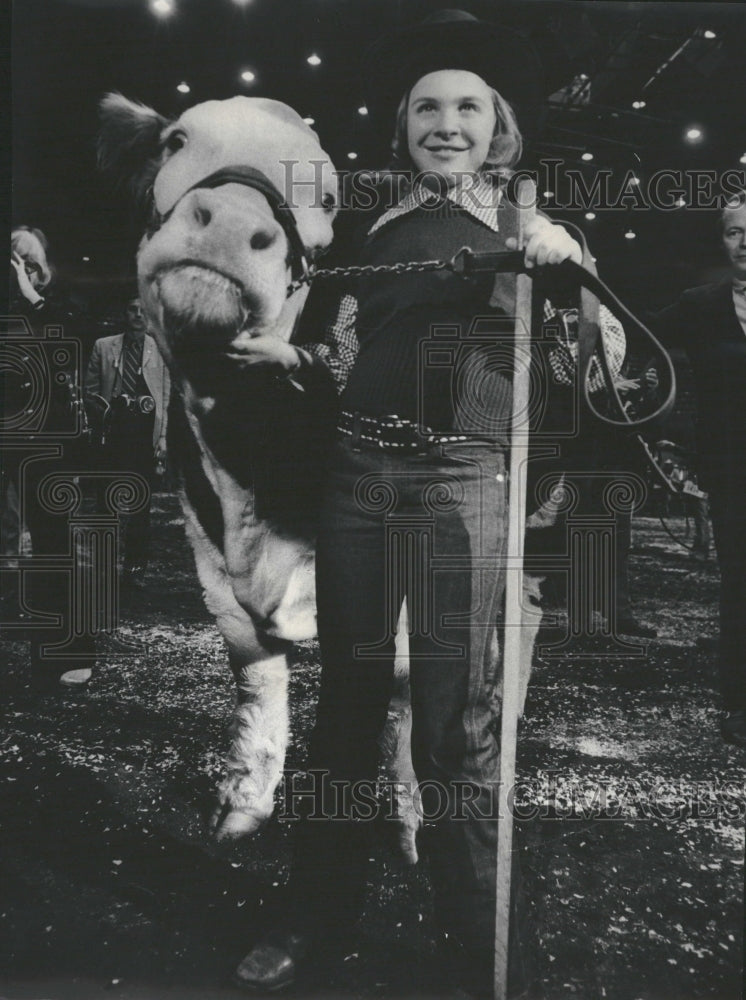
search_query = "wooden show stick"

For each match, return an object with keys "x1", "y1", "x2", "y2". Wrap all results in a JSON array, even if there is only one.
[{"x1": 493, "y1": 177, "x2": 536, "y2": 1000}]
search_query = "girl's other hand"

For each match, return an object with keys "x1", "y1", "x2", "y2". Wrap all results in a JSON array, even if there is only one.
[{"x1": 506, "y1": 219, "x2": 583, "y2": 268}]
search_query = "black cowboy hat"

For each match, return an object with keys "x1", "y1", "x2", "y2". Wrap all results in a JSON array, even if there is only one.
[{"x1": 363, "y1": 8, "x2": 544, "y2": 140}]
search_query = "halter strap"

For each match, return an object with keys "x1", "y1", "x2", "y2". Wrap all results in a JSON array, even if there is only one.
[{"x1": 155, "y1": 165, "x2": 311, "y2": 288}]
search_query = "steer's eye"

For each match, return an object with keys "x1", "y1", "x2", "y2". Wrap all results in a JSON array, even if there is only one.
[
  {"x1": 163, "y1": 130, "x2": 187, "y2": 154},
  {"x1": 321, "y1": 192, "x2": 336, "y2": 214}
]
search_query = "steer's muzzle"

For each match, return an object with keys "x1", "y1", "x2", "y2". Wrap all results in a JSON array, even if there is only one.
[{"x1": 139, "y1": 184, "x2": 295, "y2": 370}]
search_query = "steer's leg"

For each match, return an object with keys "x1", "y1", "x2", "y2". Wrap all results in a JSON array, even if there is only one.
[
  {"x1": 382, "y1": 601, "x2": 421, "y2": 865},
  {"x1": 210, "y1": 639, "x2": 290, "y2": 841},
  {"x1": 183, "y1": 498, "x2": 291, "y2": 841},
  {"x1": 517, "y1": 572, "x2": 544, "y2": 716}
]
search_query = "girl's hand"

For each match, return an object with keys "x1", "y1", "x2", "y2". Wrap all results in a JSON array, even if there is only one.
[
  {"x1": 11, "y1": 251, "x2": 43, "y2": 305},
  {"x1": 225, "y1": 333, "x2": 301, "y2": 374},
  {"x1": 506, "y1": 219, "x2": 583, "y2": 269}
]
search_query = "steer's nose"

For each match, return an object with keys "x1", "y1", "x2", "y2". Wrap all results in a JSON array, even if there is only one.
[{"x1": 182, "y1": 187, "x2": 282, "y2": 253}]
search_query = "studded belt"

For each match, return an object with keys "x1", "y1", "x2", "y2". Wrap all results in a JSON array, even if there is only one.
[{"x1": 337, "y1": 410, "x2": 471, "y2": 451}]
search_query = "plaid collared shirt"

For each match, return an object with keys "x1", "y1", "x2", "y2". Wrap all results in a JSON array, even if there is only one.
[{"x1": 368, "y1": 175, "x2": 503, "y2": 235}]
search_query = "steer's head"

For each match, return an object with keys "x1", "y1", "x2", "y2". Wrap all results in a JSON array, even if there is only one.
[{"x1": 98, "y1": 93, "x2": 337, "y2": 392}]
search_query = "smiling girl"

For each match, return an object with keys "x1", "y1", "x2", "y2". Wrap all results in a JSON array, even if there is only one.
[{"x1": 235, "y1": 11, "x2": 606, "y2": 1000}]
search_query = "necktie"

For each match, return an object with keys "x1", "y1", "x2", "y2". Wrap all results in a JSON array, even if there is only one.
[{"x1": 121, "y1": 337, "x2": 143, "y2": 396}]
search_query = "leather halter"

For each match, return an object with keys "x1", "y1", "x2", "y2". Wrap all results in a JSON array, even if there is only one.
[{"x1": 151, "y1": 165, "x2": 311, "y2": 291}]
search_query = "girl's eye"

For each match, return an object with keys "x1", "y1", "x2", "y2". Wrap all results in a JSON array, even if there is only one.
[
  {"x1": 460, "y1": 102, "x2": 479, "y2": 112},
  {"x1": 415, "y1": 102, "x2": 436, "y2": 113},
  {"x1": 164, "y1": 131, "x2": 187, "y2": 154}
]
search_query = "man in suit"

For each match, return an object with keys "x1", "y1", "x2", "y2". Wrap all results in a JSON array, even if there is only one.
[
  {"x1": 86, "y1": 296, "x2": 170, "y2": 586},
  {"x1": 655, "y1": 193, "x2": 746, "y2": 747}
]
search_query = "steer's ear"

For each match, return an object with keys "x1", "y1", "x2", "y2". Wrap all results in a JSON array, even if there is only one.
[{"x1": 97, "y1": 92, "x2": 170, "y2": 209}]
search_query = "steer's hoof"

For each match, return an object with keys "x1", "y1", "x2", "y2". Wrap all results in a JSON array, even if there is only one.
[
  {"x1": 398, "y1": 826, "x2": 419, "y2": 866},
  {"x1": 210, "y1": 805, "x2": 264, "y2": 842}
]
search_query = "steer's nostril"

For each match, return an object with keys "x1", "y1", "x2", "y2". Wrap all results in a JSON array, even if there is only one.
[
  {"x1": 194, "y1": 204, "x2": 212, "y2": 227},
  {"x1": 250, "y1": 229, "x2": 277, "y2": 251}
]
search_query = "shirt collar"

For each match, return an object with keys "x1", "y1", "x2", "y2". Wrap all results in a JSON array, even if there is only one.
[
  {"x1": 733, "y1": 277, "x2": 746, "y2": 295},
  {"x1": 368, "y1": 176, "x2": 502, "y2": 235}
]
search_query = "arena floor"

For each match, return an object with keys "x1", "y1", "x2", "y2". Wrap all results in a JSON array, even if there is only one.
[{"x1": 1, "y1": 496, "x2": 743, "y2": 1000}]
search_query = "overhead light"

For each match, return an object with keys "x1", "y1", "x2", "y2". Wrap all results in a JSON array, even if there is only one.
[
  {"x1": 685, "y1": 127, "x2": 703, "y2": 142},
  {"x1": 151, "y1": 0, "x2": 174, "y2": 16},
  {"x1": 585, "y1": 212, "x2": 596, "y2": 221},
  {"x1": 703, "y1": 30, "x2": 717, "y2": 39},
  {"x1": 303, "y1": 116, "x2": 315, "y2": 126},
  {"x1": 82, "y1": 256, "x2": 90, "y2": 262},
  {"x1": 629, "y1": 175, "x2": 641, "y2": 186},
  {"x1": 307, "y1": 54, "x2": 322, "y2": 67},
  {"x1": 347, "y1": 152, "x2": 358, "y2": 160},
  {"x1": 624, "y1": 229, "x2": 636, "y2": 240},
  {"x1": 632, "y1": 100, "x2": 646, "y2": 110},
  {"x1": 740, "y1": 153, "x2": 746, "y2": 165},
  {"x1": 581, "y1": 152, "x2": 594, "y2": 162},
  {"x1": 675, "y1": 197, "x2": 687, "y2": 208},
  {"x1": 176, "y1": 82, "x2": 190, "y2": 94},
  {"x1": 358, "y1": 106, "x2": 369, "y2": 116},
  {"x1": 542, "y1": 190, "x2": 554, "y2": 199},
  {"x1": 240, "y1": 70, "x2": 256, "y2": 83}
]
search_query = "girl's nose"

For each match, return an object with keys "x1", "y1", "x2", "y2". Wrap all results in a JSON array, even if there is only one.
[{"x1": 434, "y1": 109, "x2": 459, "y2": 136}]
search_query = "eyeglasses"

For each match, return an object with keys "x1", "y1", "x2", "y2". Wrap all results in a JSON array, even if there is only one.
[{"x1": 22, "y1": 260, "x2": 42, "y2": 277}]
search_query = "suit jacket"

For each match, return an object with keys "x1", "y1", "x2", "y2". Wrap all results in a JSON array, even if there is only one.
[
  {"x1": 654, "y1": 278, "x2": 746, "y2": 489},
  {"x1": 85, "y1": 333, "x2": 170, "y2": 449}
]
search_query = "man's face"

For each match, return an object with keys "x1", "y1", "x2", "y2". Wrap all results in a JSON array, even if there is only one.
[
  {"x1": 722, "y1": 204, "x2": 746, "y2": 280},
  {"x1": 126, "y1": 299, "x2": 147, "y2": 336}
]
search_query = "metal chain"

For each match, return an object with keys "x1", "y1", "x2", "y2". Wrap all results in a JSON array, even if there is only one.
[{"x1": 288, "y1": 257, "x2": 449, "y2": 295}]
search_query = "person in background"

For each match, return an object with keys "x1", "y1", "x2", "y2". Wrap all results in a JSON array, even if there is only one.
[
  {"x1": 85, "y1": 295, "x2": 170, "y2": 588},
  {"x1": 654, "y1": 191, "x2": 746, "y2": 748},
  {"x1": 3, "y1": 226, "x2": 96, "y2": 688}
]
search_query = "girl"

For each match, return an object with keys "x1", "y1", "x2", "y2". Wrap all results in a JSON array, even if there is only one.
[{"x1": 236, "y1": 11, "x2": 599, "y2": 998}]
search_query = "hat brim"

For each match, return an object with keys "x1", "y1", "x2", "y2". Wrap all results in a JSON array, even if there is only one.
[{"x1": 364, "y1": 17, "x2": 544, "y2": 143}]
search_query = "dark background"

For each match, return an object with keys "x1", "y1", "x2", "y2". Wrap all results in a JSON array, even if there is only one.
[{"x1": 10, "y1": 0, "x2": 746, "y2": 311}]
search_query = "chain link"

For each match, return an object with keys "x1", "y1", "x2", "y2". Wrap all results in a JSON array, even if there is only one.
[{"x1": 288, "y1": 257, "x2": 449, "y2": 295}]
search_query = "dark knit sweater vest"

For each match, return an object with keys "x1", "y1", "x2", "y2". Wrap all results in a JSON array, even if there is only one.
[{"x1": 340, "y1": 199, "x2": 521, "y2": 445}]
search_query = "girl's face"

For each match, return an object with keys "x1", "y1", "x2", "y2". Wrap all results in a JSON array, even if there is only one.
[{"x1": 406, "y1": 70, "x2": 497, "y2": 185}]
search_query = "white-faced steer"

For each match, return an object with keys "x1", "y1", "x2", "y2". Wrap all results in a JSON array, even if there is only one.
[{"x1": 98, "y1": 93, "x2": 541, "y2": 856}]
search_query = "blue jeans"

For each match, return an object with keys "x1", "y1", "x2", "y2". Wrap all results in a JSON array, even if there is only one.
[{"x1": 288, "y1": 435, "x2": 531, "y2": 996}]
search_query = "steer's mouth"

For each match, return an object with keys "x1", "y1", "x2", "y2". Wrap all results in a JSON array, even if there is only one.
[{"x1": 152, "y1": 263, "x2": 259, "y2": 352}]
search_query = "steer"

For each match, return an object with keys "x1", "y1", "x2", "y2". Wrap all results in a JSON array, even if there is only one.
[{"x1": 98, "y1": 93, "x2": 541, "y2": 856}]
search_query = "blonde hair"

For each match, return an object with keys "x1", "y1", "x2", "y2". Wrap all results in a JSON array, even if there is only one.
[{"x1": 389, "y1": 84, "x2": 523, "y2": 183}]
